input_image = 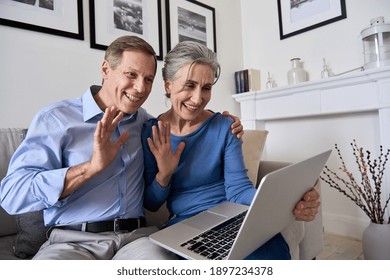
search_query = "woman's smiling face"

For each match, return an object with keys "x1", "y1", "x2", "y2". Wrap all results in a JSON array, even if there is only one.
[{"x1": 165, "y1": 63, "x2": 214, "y2": 122}]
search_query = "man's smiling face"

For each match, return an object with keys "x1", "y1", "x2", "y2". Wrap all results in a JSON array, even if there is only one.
[{"x1": 101, "y1": 49, "x2": 156, "y2": 114}]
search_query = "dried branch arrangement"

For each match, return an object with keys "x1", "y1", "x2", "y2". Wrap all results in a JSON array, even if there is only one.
[{"x1": 321, "y1": 140, "x2": 390, "y2": 224}]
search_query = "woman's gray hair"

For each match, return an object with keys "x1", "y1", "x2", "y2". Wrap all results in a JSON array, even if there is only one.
[{"x1": 162, "y1": 41, "x2": 221, "y2": 96}]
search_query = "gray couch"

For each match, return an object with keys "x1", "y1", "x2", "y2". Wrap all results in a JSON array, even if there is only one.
[{"x1": 0, "y1": 128, "x2": 324, "y2": 260}]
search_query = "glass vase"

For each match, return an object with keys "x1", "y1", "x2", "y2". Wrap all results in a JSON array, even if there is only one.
[{"x1": 287, "y1": 58, "x2": 307, "y2": 85}]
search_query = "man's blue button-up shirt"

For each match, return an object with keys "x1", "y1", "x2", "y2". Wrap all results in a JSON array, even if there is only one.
[{"x1": 0, "y1": 86, "x2": 152, "y2": 226}]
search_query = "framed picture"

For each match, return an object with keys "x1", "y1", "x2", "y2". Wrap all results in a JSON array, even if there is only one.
[
  {"x1": 166, "y1": 0, "x2": 216, "y2": 53},
  {"x1": 277, "y1": 0, "x2": 346, "y2": 40},
  {"x1": 0, "y1": 0, "x2": 84, "y2": 40},
  {"x1": 90, "y1": 0, "x2": 163, "y2": 60}
]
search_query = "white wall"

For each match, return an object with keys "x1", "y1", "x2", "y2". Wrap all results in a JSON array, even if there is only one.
[
  {"x1": 0, "y1": 0, "x2": 243, "y2": 128},
  {"x1": 240, "y1": 0, "x2": 390, "y2": 239}
]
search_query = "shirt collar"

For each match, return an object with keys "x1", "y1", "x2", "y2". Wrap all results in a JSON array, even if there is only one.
[{"x1": 82, "y1": 85, "x2": 138, "y2": 122}]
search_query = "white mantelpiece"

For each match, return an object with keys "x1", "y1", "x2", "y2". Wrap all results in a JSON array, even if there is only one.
[
  {"x1": 233, "y1": 67, "x2": 390, "y2": 239},
  {"x1": 233, "y1": 67, "x2": 390, "y2": 137}
]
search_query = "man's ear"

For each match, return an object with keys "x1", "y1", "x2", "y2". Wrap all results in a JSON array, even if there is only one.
[{"x1": 102, "y1": 60, "x2": 110, "y2": 79}]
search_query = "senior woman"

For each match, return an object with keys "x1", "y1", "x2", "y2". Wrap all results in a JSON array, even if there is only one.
[{"x1": 141, "y1": 41, "x2": 320, "y2": 259}]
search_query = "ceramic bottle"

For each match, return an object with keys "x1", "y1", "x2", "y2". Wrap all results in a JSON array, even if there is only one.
[{"x1": 287, "y1": 58, "x2": 307, "y2": 85}]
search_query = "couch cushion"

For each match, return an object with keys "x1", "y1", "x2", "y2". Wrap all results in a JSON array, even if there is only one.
[
  {"x1": 145, "y1": 203, "x2": 170, "y2": 229},
  {"x1": 0, "y1": 235, "x2": 19, "y2": 260},
  {"x1": 241, "y1": 130, "x2": 268, "y2": 186},
  {"x1": 13, "y1": 210, "x2": 47, "y2": 259},
  {"x1": 0, "y1": 207, "x2": 17, "y2": 237}
]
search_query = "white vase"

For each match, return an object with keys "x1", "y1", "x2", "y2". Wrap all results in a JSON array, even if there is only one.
[
  {"x1": 362, "y1": 222, "x2": 390, "y2": 260},
  {"x1": 287, "y1": 58, "x2": 307, "y2": 85}
]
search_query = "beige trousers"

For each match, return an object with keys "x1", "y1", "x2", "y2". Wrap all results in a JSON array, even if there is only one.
[{"x1": 33, "y1": 226, "x2": 178, "y2": 260}]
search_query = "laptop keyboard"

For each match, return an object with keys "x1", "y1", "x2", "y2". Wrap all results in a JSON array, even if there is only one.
[{"x1": 180, "y1": 210, "x2": 247, "y2": 260}]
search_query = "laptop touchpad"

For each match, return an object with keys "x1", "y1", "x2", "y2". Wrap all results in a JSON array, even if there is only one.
[{"x1": 182, "y1": 212, "x2": 227, "y2": 230}]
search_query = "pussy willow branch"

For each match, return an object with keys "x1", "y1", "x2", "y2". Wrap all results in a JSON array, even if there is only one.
[
  {"x1": 352, "y1": 142, "x2": 379, "y2": 221},
  {"x1": 320, "y1": 141, "x2": 390, "y2": 224},
  {"x1": 321, "y1": 167, "x2": 374, "y2": 220},
  {"x1": 337, "y1": 143, "x2": 375, "y2": 218}
]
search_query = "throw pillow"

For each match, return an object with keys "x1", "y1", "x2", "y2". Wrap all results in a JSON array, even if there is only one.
[
  {"x1": 13, "y1": 210, "x2": 48, "y2": 259},
  {"x1": 241, "y1": 130, "x2": 268, "y2": 186}
]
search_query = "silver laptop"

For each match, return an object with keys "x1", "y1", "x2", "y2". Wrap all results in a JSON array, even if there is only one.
[{"x1": 149, "y1": 150, "x2": 331, "y2": 260}]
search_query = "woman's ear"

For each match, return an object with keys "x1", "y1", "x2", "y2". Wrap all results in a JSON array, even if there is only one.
[{"x1": 164, "y1": 80, "x2": 171, "y2": 94}]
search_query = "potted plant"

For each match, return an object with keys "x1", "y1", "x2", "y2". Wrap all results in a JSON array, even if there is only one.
[{"x1": 320, "y1": 140, "x2": 390, "y2": 259}]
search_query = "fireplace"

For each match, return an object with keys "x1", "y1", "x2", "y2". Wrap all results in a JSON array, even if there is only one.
[{"x1": 233, "y1": 67, "x2": 390, "y2": 238}]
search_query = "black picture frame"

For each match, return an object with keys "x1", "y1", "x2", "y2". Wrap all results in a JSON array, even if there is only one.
[
  {"x1": 0, "y1": 0, "x2": 84, "y2": 40},
  {"x1": 89, "y1": 0, "x2": 163, "y2": 60},
  {"x1": 278, "y1": 0, "x2": 346, "y2": 40},
  {"x1": 166, "y1": 0, "x2": 216, "y2": 53}
]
